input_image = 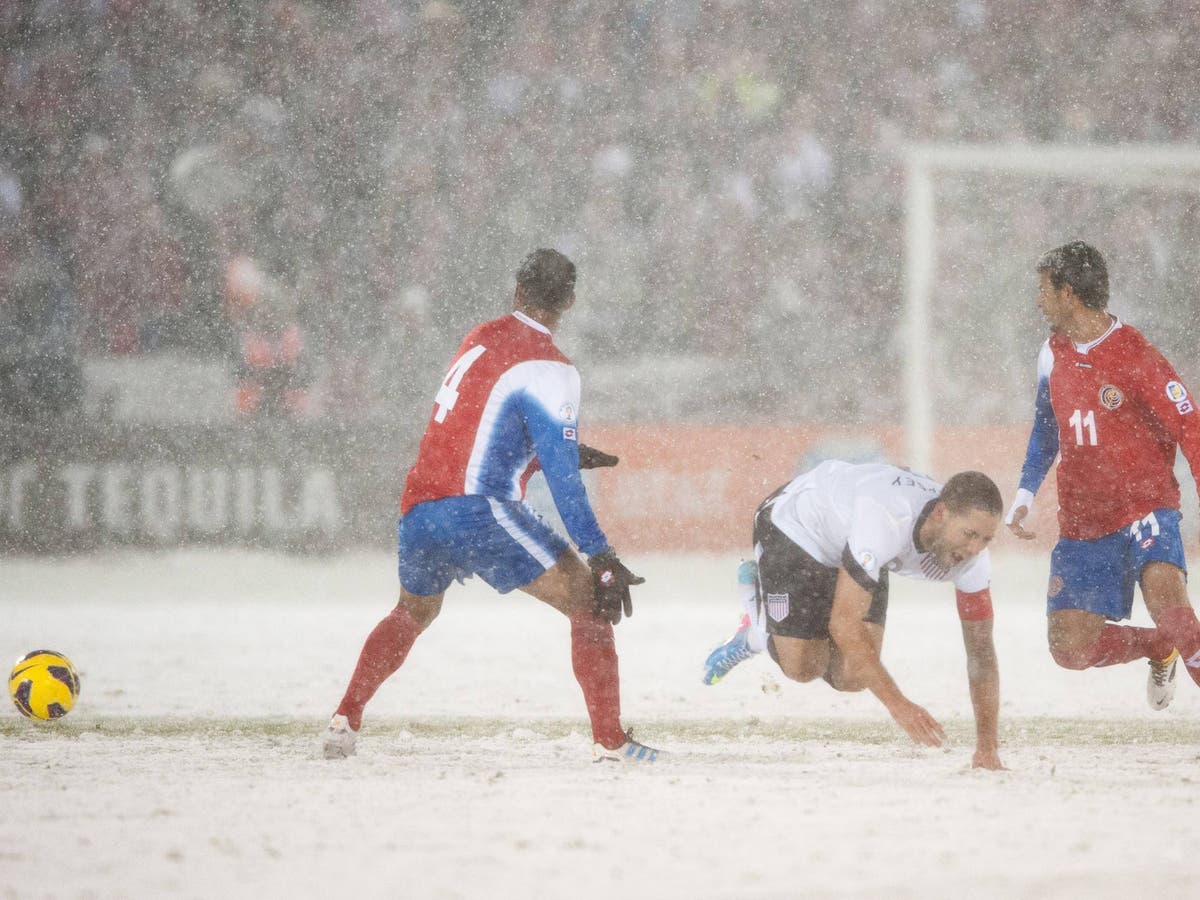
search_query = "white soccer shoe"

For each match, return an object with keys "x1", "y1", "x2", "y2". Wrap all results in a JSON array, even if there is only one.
[
  {"x1": 592, "y1": 731, "x2": 661, "y2": 764},
  {"x1": 322, "y1": 714, "x2": 358, "y2": 759},
  {"x1": 1147, "y1": 650, "x2": 1180, "y2": 711}
]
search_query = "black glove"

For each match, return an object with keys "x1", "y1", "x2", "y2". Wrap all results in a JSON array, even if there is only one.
[
  {"x1": 578, "y1": 444, "x2": 619, "y2": 469},
  {"x1": 588, "y1": 550, "x2": 645, "y2": 625}
]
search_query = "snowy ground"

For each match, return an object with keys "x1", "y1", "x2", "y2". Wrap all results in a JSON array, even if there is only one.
[{"x1": 3, "y1": 549, "x2": 1200, "y2": 899}]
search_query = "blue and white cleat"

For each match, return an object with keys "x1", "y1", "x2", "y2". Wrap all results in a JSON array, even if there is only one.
[
  {"x1": 702, "y1": 614, "x2": 757, "y2": 685},
  {"x1": 592, "y1": 731, "x2": 661, "y2": 764}
]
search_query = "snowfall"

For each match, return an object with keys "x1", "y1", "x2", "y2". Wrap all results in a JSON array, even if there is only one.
[{"x1": 3, "y1": 548, "x2": 1199, "y2": 900}]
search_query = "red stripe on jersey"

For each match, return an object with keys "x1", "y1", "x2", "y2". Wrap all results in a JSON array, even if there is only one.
[
  {"x1": 1048, "y1": 322, "x2": 1200, "y2": 539},
  {"x1": 956, "y1": 587, "x2": 993, "y2": 622},
  {"x1": 400, "y1": 314, "x2": 570, "y2": 515}
]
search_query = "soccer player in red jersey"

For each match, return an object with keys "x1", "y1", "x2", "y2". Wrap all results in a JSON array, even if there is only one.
[
  {"x1": 1007, "y1": 241, "x2": 1200, "y2": 708},
  {"x1": 323, "y1": 249, "x2": 657, "y2": 763}
]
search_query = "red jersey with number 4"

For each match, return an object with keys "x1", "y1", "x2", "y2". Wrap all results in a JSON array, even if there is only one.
[
  {"x1": 399, "y1": 311, "x2": 608, "y2": 556},
  {"x1": 1043, "y1": 319, "x2": 1200, "y2": 540}
]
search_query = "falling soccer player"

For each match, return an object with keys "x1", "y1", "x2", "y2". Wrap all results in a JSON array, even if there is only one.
[{"x1": 703, "y1": 460, "x2": 1005, "y2": 769}]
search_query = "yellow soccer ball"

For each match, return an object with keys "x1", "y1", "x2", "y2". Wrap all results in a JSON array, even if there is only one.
[{"x1": 8, "y1": 650, "x2": 81, "y2": 720}]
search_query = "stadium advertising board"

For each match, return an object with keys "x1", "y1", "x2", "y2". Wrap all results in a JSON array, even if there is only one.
[{"x1": 1, "y1": 422, "x2": 1049, "y2": 554}]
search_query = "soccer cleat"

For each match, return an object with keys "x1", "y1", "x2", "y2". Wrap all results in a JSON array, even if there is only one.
[
  {"x1": 322, "y1": 714, "x2": 358, "y2": 759},
  {"x1": 592, "y1": 731, "x2": 661, "y2": 764},
  {"x1": 1147, "y1": 649, "x2": 1180, "y2": 711},
  {"x1": 702, "y1": 613, "x2": 758, "y2": 685}
]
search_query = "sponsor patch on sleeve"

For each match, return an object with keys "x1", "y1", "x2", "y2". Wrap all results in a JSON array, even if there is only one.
[
  {"x1": 1178, "y1": 399, "x2": 1194, "y2": 415},
  {"x1": 563, "y1": 426, "x2": 577, "y2": 440},
  {"x1": 1166, "y1": 381, "x2": 1188, "y2": 403}
]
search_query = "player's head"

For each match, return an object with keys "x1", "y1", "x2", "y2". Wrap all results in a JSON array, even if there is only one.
[
  {"x1": 1036, "y1": 241, "x2": 1109, "y2": 310},
  {"x1": 926, "y1": 471, "x2": 1002, "y2": 569},
  {"x1": 515, "y1": 248, "x2": 576, "y2": 312}
]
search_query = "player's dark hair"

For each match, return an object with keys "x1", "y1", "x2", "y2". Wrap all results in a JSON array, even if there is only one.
[
  {"x1": 516, "y1": 248, "x2": 576, "y2": 311},
  {"x1": 1036, "y1": 241, "x2": 1109, "y2": 309},
  {"x1": 939, "y1": 471, "x2": 1003, "y2": 517}
]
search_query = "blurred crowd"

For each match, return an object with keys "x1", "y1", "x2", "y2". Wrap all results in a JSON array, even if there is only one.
[{"x1": 2, "y1": 0, "x2": 1199, "y2": 425}]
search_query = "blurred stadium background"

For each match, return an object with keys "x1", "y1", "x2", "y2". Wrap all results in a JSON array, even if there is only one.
[{"x1": 3, "y1": 0, "x2": 1199, "y2": 555}]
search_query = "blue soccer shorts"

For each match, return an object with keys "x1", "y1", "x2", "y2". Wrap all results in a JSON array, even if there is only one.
[
  {"x1": 1047, "y1": 508, "x2": 1188, "y2": 620},
  {"x1": 397, "y1": 495, "x2": 570, "y2": 596}
]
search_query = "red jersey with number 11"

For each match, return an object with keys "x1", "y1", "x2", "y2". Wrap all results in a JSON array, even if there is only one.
[{"x1": 1021, "y1": 318, "x2": 1200, "y2": 540}]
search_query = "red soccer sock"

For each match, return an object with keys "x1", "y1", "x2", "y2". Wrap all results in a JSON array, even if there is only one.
[
  {"x1": 335, "y1": 605, "x2": 424, "y2": 731},
  {"x1": 1157, "y1": 606, "x2": 1200, "y2": 687},
  {"x1": 570, "y1": 611, "x2": 626, "y2": 749},
  {"x1": 1056, "y1": 624, "x2": 1169, "y2": 669}
]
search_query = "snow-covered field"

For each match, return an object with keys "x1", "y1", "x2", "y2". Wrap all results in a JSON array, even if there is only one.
[{"x1": 3, "y1": 549, "x2": 1199, "y2": 899}]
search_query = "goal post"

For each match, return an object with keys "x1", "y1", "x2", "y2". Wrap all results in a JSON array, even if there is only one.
[{"x1": 901, "y1": 142, "x2": 1200, "y2": 473}]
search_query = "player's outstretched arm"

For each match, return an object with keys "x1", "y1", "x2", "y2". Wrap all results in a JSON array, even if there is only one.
[
  {"x1": 960, "y1": 615, "x2": 1004, "y2": 770},
  {"x1": 828, "y1": 569, "x2": 945, "y2": 748},
  {"x1": 1009, "y1": 347, "x2": 1058, "y2": 540}
]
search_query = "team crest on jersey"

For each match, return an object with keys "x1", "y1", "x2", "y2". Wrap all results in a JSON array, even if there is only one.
[
  {"x1": 1166, "y1": 381, "x2": 1188, "y2": 403},
  {"x1": 766, "y1": 592, "x2": 790, "y2": 622},
  {"x1": 1098, "y1": 385, "x2": 1123, "y2": 410},
  {"x1": 559, "y1": 403, "x2": 576, "y2": 423}
]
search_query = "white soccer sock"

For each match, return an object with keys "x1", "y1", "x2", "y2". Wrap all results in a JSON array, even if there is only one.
[{"x1": 737, "y1": 561, "x2": 768, "y2": 653}]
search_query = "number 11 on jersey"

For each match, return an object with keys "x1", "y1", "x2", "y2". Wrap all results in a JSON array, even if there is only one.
[
  {"x1": 1068, "y1": 408, "x2": 1098, "y2": 446},
  {"x1": 433, "y1": 345, "x2": 487, "y2": 423}
]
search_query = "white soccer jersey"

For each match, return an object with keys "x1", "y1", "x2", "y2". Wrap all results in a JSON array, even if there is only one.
[{"x1": 766, "y1": 460, "x2": 991, "y2": 592}]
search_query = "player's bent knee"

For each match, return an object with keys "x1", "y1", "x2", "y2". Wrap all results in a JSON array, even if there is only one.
[
  {"x1": 827, "y1": 673, "x2": 868, "y2": 692},
  {"x1": 397, "y1": 591, "x2": 443, "y2": 630},
  {"x1": 777, "y1": 658, "x2": 826, "y2": 683},
  {"x1": 1048, "y1": 641, "x2": 1093, "y2": 670}
]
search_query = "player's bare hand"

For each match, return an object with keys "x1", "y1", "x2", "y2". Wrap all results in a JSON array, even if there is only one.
[
  {"x1": 889, "y1": 699, "x2": 945, "y2": 748},
  {"x1": 1005, "y1": 505, "x2": 1036, "y2": 541},
  {"x1": 972, "y1": 745, "x2": 1006, "y2": 770}
]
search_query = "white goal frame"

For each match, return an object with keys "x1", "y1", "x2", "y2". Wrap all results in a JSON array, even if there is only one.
[{"x1": 902, "y1": 143, "x2": 1200, "y2": 472}]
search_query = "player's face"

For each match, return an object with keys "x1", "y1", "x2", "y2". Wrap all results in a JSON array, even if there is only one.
[
  {"x1": 1036, "y1": 271, "x2": 1071, "y2": 333},
  {"x1": 929, "y1": 506, "x2": 998, "y2": 570}
]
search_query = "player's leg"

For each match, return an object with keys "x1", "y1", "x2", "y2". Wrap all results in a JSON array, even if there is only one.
[
  {"x1": 703, "y1": 491, "x2": 785, "y2": 686},
  {"x1": 477, "y1": 498, "x2": 654, "y2": 760},
  {"x1": 1044, "y1": 531, "x2": 1172, "y2": 671},
  {"x1": 770, "y1": 633, "x2": 833, "y2": 682},
  {"x1": 702, "y1": 558, "x2": 764, "y2": 684},
  {"x1": 1136, "y1": 510, "x2": 1200, "y2": 691},
  {"x1": 332, "y1": 587, "x2": 444, "y2": 731},
  {"x1": 324, "y1": 507, "x2": 455, "y2": 758},
  {"x1": 752, "y1": 515, "x2": 845, "y2": 684},
  {"x1": 519, "y1": 549, "x2": 638, "y2": 755}
]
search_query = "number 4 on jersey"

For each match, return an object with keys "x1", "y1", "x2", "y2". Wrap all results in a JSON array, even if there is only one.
[{"x1": 434, "y1": 345, "x2": 487, "y2": 423}]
